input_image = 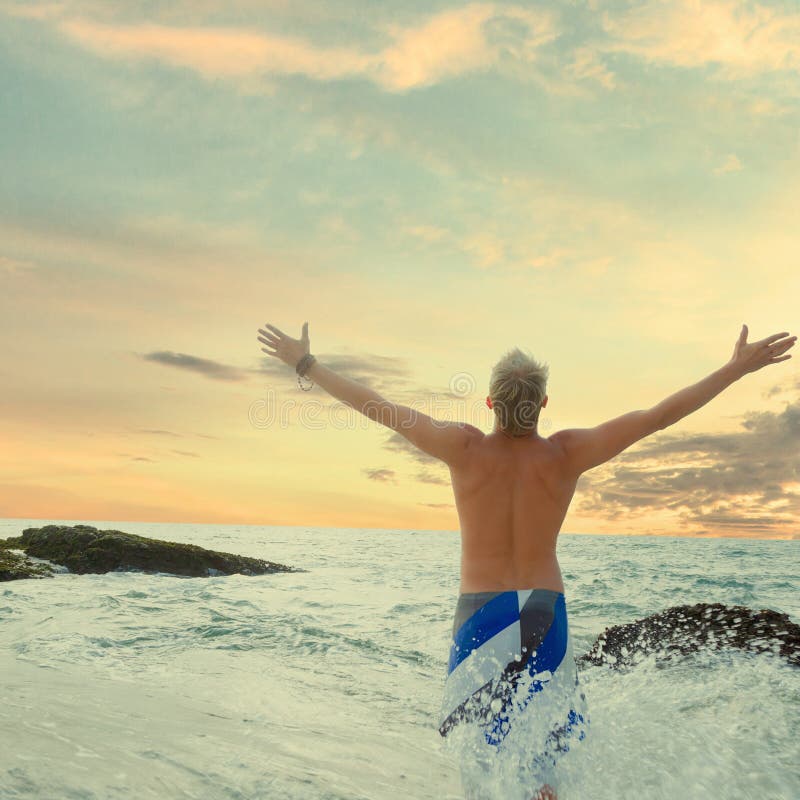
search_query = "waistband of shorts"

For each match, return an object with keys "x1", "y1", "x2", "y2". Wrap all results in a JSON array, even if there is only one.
[{"x1": 457, "y1": 587, "x2": 564, "y2": 600}]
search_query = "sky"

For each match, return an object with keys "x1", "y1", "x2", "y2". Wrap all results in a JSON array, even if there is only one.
[{"x1": 0, "y1": 0, "x2": 798, "y2": 538}]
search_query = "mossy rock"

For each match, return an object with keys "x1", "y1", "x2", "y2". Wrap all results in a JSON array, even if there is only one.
[
  {"x1": 578, "y1": 602, "x2": 799, "y2": 670},
  {"x1": 0, "y1": 548, "x2": 54, "y2": 581},
  {"x1": 0, "y1": 524, "x2": 301, "y2": 580}
]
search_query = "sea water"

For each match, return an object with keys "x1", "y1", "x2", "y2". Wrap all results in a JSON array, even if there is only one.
[{"x1": 0, "y1": 518, "x2": 798, "y2": 800}]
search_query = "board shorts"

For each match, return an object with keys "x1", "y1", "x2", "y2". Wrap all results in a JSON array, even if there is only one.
[{"x1": 439, "y1": 588, "x2": 589, "y2": 799}]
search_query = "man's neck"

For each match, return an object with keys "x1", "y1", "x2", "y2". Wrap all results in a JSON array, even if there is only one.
[{"x1": 492, "y1": 425, "x2": 540, "y2": 440}]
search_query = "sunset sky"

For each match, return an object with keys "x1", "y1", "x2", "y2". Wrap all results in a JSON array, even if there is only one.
[{"x1": 1, "y1": 0, "x2": 798, "y2": 538}]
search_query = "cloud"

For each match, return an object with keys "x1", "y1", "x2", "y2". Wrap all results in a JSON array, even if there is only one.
[
  {"x1": 0, "y1": 213, "x2": 276, "y2": 324},
  {"x1": 383, "y1": 431, "x2": 440, "y2": 466},
  {"x1": 418, "y1": 502, "x2": 455, "y2": 509},
  {"x1": 416, "y1": 469, "x2": 450, "y2": 486},
  {"x1": 10, "y1": 3, "x2": 559, "y2": 93},
  {"x1": 599, "y1": 0, "x2": 800, "y2": 79},
  {"x1": 405, "y1": 222, "x2": 525, "y2": 271},
  {"x1": 142, "y1": 351, "x2": 247, "y2": 381},
  {"x1": 172, "y1": 449, "x2": 200, "y2": 458},
  {"x1": 137, "y1": 428, "x2": 182, "y2": 437},
  {"x1": 574, "y1": 398, "x2": 800, "y2": 537},
  {"x1": 0, "y1": 255, "x2": 37, "y2": 275},
  {"x1": 318, "y1": 213, "x2": 361, "y2": 242},
  {"x1": 713, "y1": 153, "x2": 743, "y2": 175},
  {"x1": 564, "y1": 44, "x2": 616, "y2": 89},
  {"x1": 363, "y1": 467, "x2": 396, "y2": 483},
  {"x1": 258, "y1": 351, "x2": 431, "y2": 399},
  {"x1": 136, "y1": 428, "x2": 220, "y2": 441},
  {"x1": 0, "y1": 2, "x2": 62, "y2": 22},
  {"x1": 461, "y1": 230, "x2": 507, "y2": 269},
  {"x1": 764, "y1": 374, "x2": 800, "y2": 400},
  {"x1": 375, "y1": 5, "x2": 558, "y2": 92},
  {"x1": 405, "y1": 224, "x2": 449, "y2": 244},
  {"x1": 59, "y1": 17, "x2": 370, "y2": 80}
]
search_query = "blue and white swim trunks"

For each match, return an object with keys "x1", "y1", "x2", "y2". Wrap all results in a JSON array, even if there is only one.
[{"x1": 439, "y1": 589, "x2": 589, "y2": 798}]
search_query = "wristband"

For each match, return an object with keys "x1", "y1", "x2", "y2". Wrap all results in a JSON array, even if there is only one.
[
  {"x1": 295, "y1": 353, "x2": 316, "y2": 391},
  {"x1": 295, "y1": 353, "x2": 316, "y2": 376}
]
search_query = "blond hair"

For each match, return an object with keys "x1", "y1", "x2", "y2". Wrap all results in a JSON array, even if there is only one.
[{"x1": 489, "y1": 347, "x2": 549, "y2": 436}]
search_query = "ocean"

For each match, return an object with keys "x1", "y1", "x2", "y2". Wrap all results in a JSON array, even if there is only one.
[{"x1": 1, "y1": 518, "x2": 798, "y2": 800}]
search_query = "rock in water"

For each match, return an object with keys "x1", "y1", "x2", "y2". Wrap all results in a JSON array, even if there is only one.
[
  {"x1": 0, "y1": 524, "x2": 301, "y2": 580},
  {"x1": 578, "y1": 602, "x2": 799, "y2": 670},
  {"x1": 0, "y1": 547, "x2": 56, "y2": 581}
]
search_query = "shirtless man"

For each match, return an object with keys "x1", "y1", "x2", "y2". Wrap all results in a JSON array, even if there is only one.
[{"x1": 257, "y1": 322, "x2": 795, "y2": 800}]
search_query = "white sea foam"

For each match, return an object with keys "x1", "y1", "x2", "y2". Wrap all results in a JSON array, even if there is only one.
[{"x1": 8, "y1": 548, "x2": 71, "y2": 573}]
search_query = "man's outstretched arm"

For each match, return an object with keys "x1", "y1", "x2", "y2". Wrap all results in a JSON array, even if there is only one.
[
  {"x1": 257, "y1": 321, "x2": 479, "y2": 466},
  {"x1": 556, "y1": 324, "x2": 795, "y2": 476},
  {"x1": 654, "y1": 324, "x2": 795, "y2": 428}
]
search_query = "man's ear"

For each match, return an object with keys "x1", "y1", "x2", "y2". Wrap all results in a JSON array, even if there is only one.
[
  {"x1": 486, "y1": 395, "x2": 493, "y2": 409},
  {"x1": 542, "y1": 395, "x2": 548, "y2": 408}
]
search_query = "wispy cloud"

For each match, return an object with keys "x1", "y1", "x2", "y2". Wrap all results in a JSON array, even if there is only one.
[
  {"x1": 59, "y1": 18, "x2": 370, "y2": 80},
  {"x1": 142, "y1": 351, "x2": 247, "y2": 382},
  {"x1": 6, "y1": 3, "x2": 560, "y2": 92},
  {"x1": 0, "y1": 255, "x2": 37, "y2": 275},
  {"x1": 404, "y1": 222, "x2": 533, "y2": 271},
  {"x1": 713, "y1": 153, "x2": 743, "y2": 175},
  {"x1": 259, "y1": 352, "x2": 431, "y2": 399},
  {"x1": 598, "y1": 0, "x2": 800, "y2": 79},
  {"x1": 564, "y1": 44, "x2": 616, "y2": 90},
  {"x1": 416, "y1": 469, "x2": 450, "y2": 486},
  {"x1": 764, "y1": 375, "x2": 800, "y2": 400},
  {"x1": 383, "y1": 431, "x2": 440, "y2": 466},
  {"x1": 363, "y1": 467, "x2": 396, "y2": 483},
  {"x1": 136, "y1": 428, "x2": 182, "y2": 437},
  {"x1": 375, "y1": 5, "x2": 558, "y2": 92}
]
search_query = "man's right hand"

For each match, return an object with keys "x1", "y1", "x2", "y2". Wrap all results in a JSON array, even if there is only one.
[
  {"x1": 257, "y1": 321, "x2": 311, "y2": 369},
  {"x1": 727, "y1": 324, "x2": 795, "y2": 377}
]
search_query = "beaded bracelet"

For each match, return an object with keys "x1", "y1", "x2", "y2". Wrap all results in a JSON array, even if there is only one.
[{"x1": 295, "y1": 353, "x2": 316, "y2": 391}]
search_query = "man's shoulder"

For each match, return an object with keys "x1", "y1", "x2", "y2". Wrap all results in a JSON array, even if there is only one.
[
  {"x1": 548, "y1": 429, "x2": 569, "y2": 450},
  {"x1": 463, "y1": 422, "x2": 486, "y2": 438},
  {"x1": 455, "y1": 422, "x2": 485, "y2": 449},
  {"x1": 544, "y1": 430, "x2": 574, "y2": 464}
]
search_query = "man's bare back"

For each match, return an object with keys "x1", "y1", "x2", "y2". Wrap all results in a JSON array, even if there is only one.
[{"x1": 450, "y1": 429, "x2": 575, "y2": 594}]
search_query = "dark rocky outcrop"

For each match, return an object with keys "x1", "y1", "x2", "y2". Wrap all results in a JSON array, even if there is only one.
[
  {"x1": 0, "y1": 524, "x2": 302, "y2": 581},
  {"x1": 0, "y1": 545, "x2": 56, "y2": 581},
  {"x1": 578, "y1": 602, "x2": 799, "y2": 670}
]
